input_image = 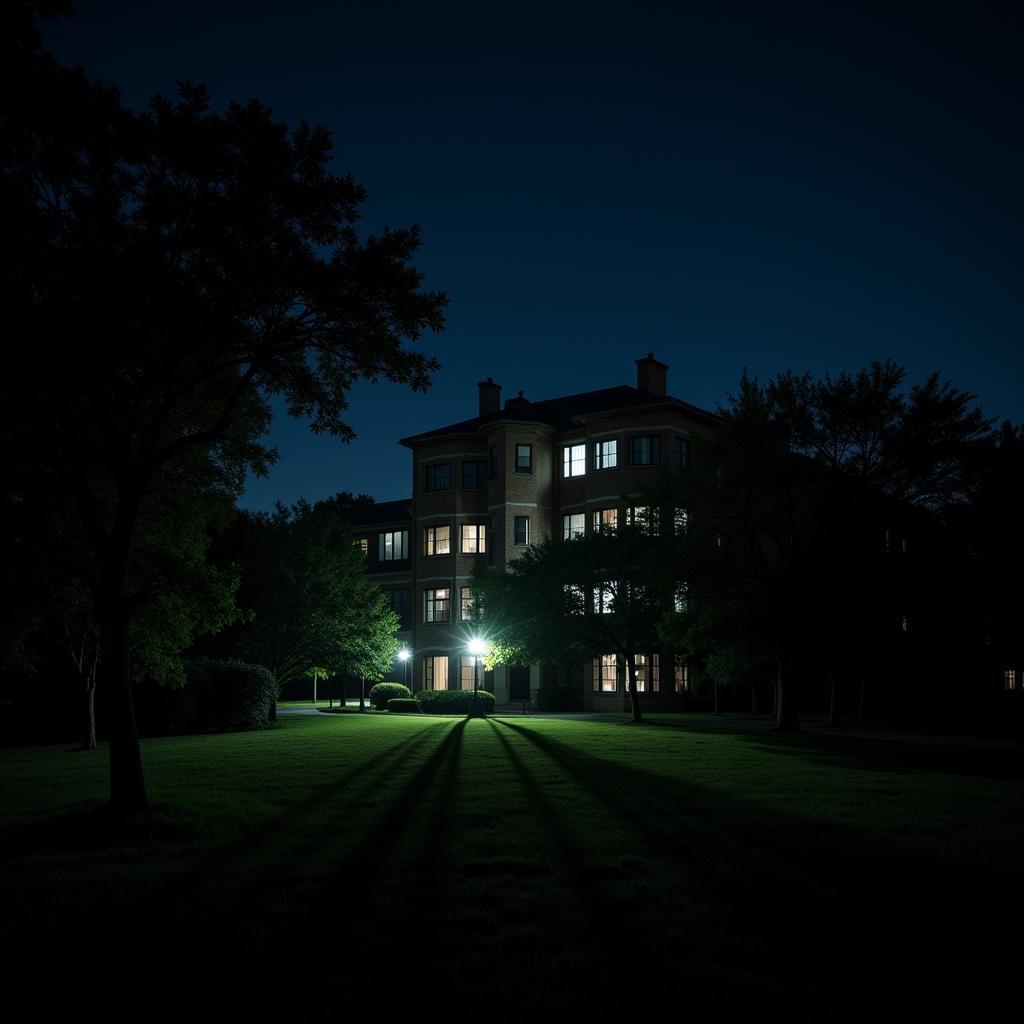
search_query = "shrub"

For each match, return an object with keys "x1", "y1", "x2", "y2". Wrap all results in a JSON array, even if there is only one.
[
  {"x1": 192, "y1": 658, "x2": 278, "y2": 731},
  {"x1": 387, "y1": 698, "x2": 420, "y2": 714},
  {"x1": 368, "y1": 681, "x2": 411, "y2": 710},
  {"x1": 414, "y1": 689, "x2": 496, "y2": 716}
]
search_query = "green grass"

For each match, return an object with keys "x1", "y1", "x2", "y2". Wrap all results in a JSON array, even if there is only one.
[{"x1": 2, "y1": 713, "x2": 1022, "y2": 1019}]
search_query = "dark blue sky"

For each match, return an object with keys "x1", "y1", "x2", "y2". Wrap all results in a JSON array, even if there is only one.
[{"x1": 46, "y1": 2, "x2": 1023, "y2": 510}]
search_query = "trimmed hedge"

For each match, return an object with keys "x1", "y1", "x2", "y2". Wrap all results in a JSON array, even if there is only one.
[
  {"x1": 414, "y1": 689, "x2": 496, "y2": 716},
  {"x1": 368, "y1": 682, "x2": 411, "y2": 710},
  {"x1": 139, "y1": 658, "x2": 277, "y2": 735},
  {"x1": 387, "y1": 698, "x2": 420, "y2": 714}
]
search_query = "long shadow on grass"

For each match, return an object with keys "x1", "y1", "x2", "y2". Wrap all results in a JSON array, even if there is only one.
[{"x1": 491, "y1": 718, "x2": 1022, "y2": 1017}]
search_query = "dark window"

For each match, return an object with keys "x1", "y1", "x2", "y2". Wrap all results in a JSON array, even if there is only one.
[
  {"x1": 489, "y1": 445, "x2": 500, "y2": 478},
  {"x1": 388, "y1": 590, "x2": 411, "y2": 629},
  {"x1": 629, "y1": 435, "x2": 661, "y2": 465},
  {"x1": 424, "y1": 463, "x2": 451, "y2": 491},
  {"x1": 673, "y1": 437, "x2": 689, "y2": 467},
  {"x1": 514, "y1": 515, "x2": 529, "y2": 545},
  {"x1": 515, "y1": 444, "x2": 532, "y2": 473},
  {"x1": 462, "y1": 460, "x2": 486, "y2": 489}
]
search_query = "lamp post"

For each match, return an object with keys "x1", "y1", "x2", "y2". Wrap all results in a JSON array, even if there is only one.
[
  {"x1": 398, "y1": 647, "x2": 411, "y2": 694},
  {"x1": 467, "y1": 638, "x2": 489, "y2": 717}
]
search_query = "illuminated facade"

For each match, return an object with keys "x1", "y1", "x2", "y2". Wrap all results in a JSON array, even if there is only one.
[{"x1": 351, "y1": 354, "x2": 719, "y2": 709}]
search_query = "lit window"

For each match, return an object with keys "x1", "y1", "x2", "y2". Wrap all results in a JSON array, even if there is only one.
[
  {"x1": 592, "y1": 508, "x2": 618, "y2": 534},
  {"x1": 378, "y1": 530, "x2": 409, "y2": 561},
  {"x1": 461, "y1": 523, "x2": 487, "y2": 554},
  {"x1": 1004, "y1": 669, "x2": 1018, "y2": 690},
  {"x1": 515, "y1": 444, "x2": 532, "y2": 473},
  {"x1": 513, "y1": 516, "x2": 529, "y2": 545},
  {"x1": 674, "y1": 582, "x2": 688, "y2": 613},
  {"x1": 424, "y1": 463, "x2": 451, "y2": 491},
  {"x1": 424, "y1": 655, "x2": 449, "y2": 691},
  {"x1": 461, "y1": 587, "x2": 481, "y2": 621},
  {"x1": 593, "y1": 582, "x2": 615, "y2": 614},
  {"x1": 424, "y1": 588, "x2": 450, "y2": 623},
  {"x1": 900, "y1": 614, "x2": 908, "y2": 632},
  {"x1": 593, "y1": 654, "x2": 618, "y2": 692},
  {"x1": 673, "y1": 508, "x2": 688, "y2": 535},
  {"x1": 460, "y1": 655, "x2": 478, "y2": 691},
  {"x1": 673, "y1": 436, "x2": 689, "y2": 467},
  {"x1": 489, "y1": 445, "x2": 500, "y2": 478},
  {"x1": 356, "y1": 537, "x2": 368, "y2": 555},
  {"x1": 563, "y1": 584, "x2": 585, "y2": 615},
  {"x1": 563, "y1": 443, "x2": 586, "y2": 477},
  {"x1": 594, "y1": 439, "x2": 617, "y2": 469},
  {"x1": 424, "y1": 525, "x2": 451, "y2": 556},
  {"x1": 462, "y1": 460, "x2": 486, "y2": 489},
  {"x1": 562, "y1": 513, "x2": 585, "y2": 540},
  {"x1": 629, "y1": 435, "x2": 661, "y2": 465},
  {"x1": 626, "y1": 506, "x2": 658, "y2": 534},
  {"x1": 633, "y1": 653, "x2": 659, "y2": 693}
]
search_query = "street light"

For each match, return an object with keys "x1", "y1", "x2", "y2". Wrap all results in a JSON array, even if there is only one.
[
  {"x1": 398, "y1": 647, "x2": 411, "y2": 693},
  {"x1": 467, "y1": 637, "x2": 489, "y2": 717}
]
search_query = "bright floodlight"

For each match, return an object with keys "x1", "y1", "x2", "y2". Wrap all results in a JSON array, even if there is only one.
[
  {"x1": 398, "y1": 648, "x2": 411, "y2": 662},
  {"x1": 467, "y1": 637, "x2": 489, "y2": 657}
]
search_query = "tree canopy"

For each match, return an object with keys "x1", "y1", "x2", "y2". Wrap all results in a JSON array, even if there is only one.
[{"x1": 1, "y1": 3, "x2": 446, "y2": 811}]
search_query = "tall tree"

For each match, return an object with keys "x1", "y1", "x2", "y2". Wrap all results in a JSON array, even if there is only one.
[
  {"x1": 474, "y1": 516, "x2": 672, "y2": 724},
  {"x1": 1, "y1": 5, "x2": 446, "y2": 812},
  {"x1": 207, "y1": 501, "x2": 399, "y2": 698}
]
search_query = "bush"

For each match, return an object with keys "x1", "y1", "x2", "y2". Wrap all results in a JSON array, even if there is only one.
[
  {"x1": 387, "y1": 698, "x2": 420, "y2": 714},
  {"x1": 414, "y1": 689, "x2": 496, "y2": 716},
  {"x1": 140, "y1": 658, "x2": 277, "y2": 735},
  {"x1": 368, "y1": 681, "x2": 411, "y2": 710}
]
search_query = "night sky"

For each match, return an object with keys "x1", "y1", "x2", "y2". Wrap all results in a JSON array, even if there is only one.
[{"x1": 45, "y1": 1, "x2": 1023, "y2": 511}]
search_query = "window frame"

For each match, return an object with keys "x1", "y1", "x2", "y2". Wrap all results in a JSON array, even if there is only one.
[
  {"x1": 592, "y1": 508, "x2": 618, "y2": 534},
  {"x1": 424, "y1": 524, "x2": 451, "y2": 556},
  {"x1": 424, "y1": 462, "x2": 452, "y2": 492},
  {"x1": 673, "y1": 436, "x2": 689, "y2": 467},
  {"x1": 461, "y1": 523, "x2": 487, "y2": 554},
  {"x1": 424, "y1": 587, "x2": 451, "y2": 623},
  {"x1": 629, "y1": 435, "x2": 661, "y2": 466},
  {"x1": 424, "y1": 654, "x2": 449, "y2": 691},
  {"x1": 562, "y1": 513, "x2": 585, "y2": 541},
  {"x1": 378, "y1": 529, "x2": 409, "y2": 561},
  {"x1": 594, "y1": 439, "x2": 618, "y2": 470},
  {"x1": 514, "y1": 444, "x2": 533, "y2": 474},
  {"x1": 461, "y1": 460, "x2": 486, "y2": 490},
  {"x1": 513, "y1": 515, "x2": 530, "y2": 546},
  {"x1": 562, "y1": 442, "x2": 586, "y2": 478}
]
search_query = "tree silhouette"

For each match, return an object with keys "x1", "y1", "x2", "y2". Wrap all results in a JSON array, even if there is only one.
[{"x1": 2, "y1": 5, "x2": 446, "y2": 812}]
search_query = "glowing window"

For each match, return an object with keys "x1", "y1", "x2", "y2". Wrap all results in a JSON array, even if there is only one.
[
  {"x1": 460, "y1": 656, "x2": 477, "y2": 691},
  {"x1": 424, "y1": 655, "x2": 449, "y2": 691},
  {"x1": 594, "y1": 439, "x2": 617, "y2": 469},
  {"x1": 593, "y1": 654, "x2": 618, "y2": 692},
  {"x1": 592, "y1": 508, "x2": 618, "y2": 534},
  {"x1": 378, "y1": 530, "x2": 409, "y2": 561},
  {"x1": 562, "y1": 513, "x2": 585, "y2": 540},
  {"x1": 593, "y1": 582, "x2": 614, "y2": 615},
  {"x1": 461, "y1": 523, "x2": 487, "y2": 554},
  {"x1": 424, "y1": 525, "x2": 450, "y2": 556},
  {"x1": 563, "y1": 443, "x2": 586, "y2": 477},
  {"x1": 1004, "y1": 669, "x2": 1017, "y2": 690},
  {"x1": 424, "y1": 588, "x2": 450, "y2": 623}
]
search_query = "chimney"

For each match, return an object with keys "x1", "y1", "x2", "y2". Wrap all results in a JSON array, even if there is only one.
[
  {"x1": 478, "y1": 376, "x2": 501, "y2": 416},
  {"x1": 504, "y1": 390, "x2": 529, "y2": 410},
  {"x1": 636, "y1": 352, "x2": 668, "y2": 395}
]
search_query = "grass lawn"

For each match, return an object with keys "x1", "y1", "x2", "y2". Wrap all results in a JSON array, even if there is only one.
[{"x1": 2, "y1": 713, "x2": 1021, "y2": 1020}]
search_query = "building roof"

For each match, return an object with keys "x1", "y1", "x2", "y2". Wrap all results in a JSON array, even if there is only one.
[
  {"x1": 400, "y1": 385, "x2": 719, "y2": 446},
  {"x1": 345, "y1": 498, "x2": 413, "y2": 527}
]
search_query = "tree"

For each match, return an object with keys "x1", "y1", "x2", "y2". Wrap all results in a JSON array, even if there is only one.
[
  {"x1": 1, "y1": 5, "x2": 446, "y2": 812},
  {"x1": 474, "y1": 518, "x2": 671, "y2": 724},
  {"x1": 207, "y1": 501, "x2": 398, "y2": 702}
]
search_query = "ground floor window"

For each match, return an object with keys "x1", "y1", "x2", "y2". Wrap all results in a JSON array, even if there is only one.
[
  {"x1": 633, "y1": 653, "x2": 659, "y2": 693},
  {"x1": 424, "y1": 655, "x2": 449, "y2": 691},
  {"x1": 593, "y1": 654, "x2": 618, "y2": 692},
  {"x1": 461, "y1": 655, "x2": 478, "y2": 691},
  {"x1": 1005, "y1": 668, "x2": 1018, "y2": 691},
  {"x1": 674, "y1": 657, "x2": 688, "y2": 693}
]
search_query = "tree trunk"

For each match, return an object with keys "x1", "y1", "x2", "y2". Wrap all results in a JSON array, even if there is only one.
[
  {"x1": 827, "y1": 670, "x2": 841, "y2": 727},
  {"x1": 98, "y1": 580, "x2": 149, "y2": 814},
  {"x1": 624, "y1": 650, "x2": 643, "y2": 724},
  {"x1": 82, "y1": 661, "x2": 97, "y2": 751},
  {"x1": 774, "y1": 662, "x2": 800, "y2": 732}
]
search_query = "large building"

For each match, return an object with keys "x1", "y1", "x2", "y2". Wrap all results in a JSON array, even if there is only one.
[{"x1": 349, "y1": 354, "x2": 719, "y2": 709}]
